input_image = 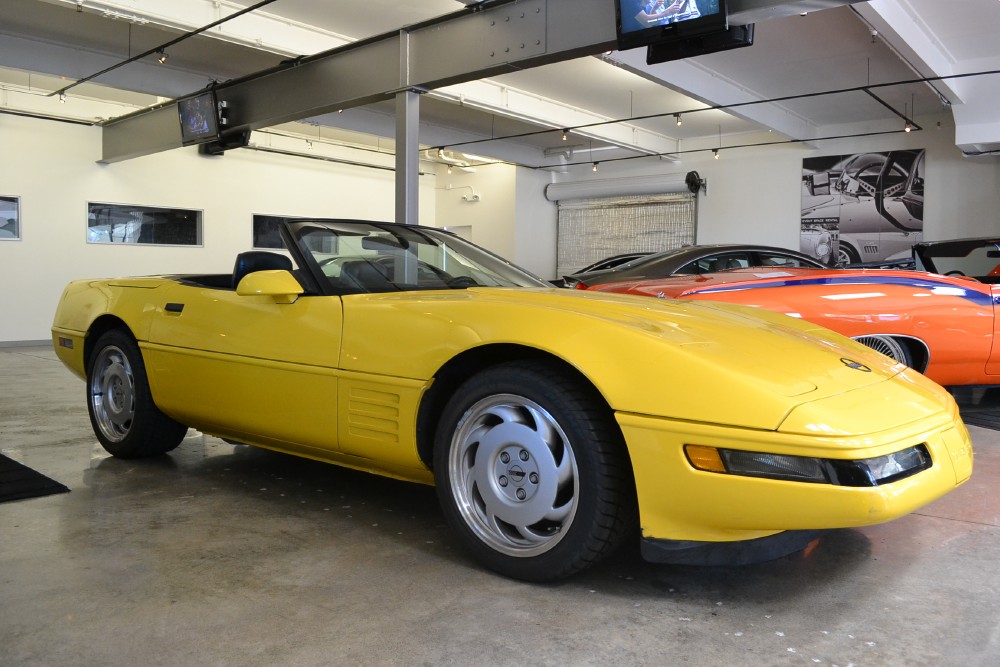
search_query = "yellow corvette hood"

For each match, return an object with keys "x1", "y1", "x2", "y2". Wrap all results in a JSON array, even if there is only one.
[
  {"x1": 527, "y1": 288, "x2": 894, "y2": 394},
  {"x1": 342, "y1": 287, "x2": 919, "y2": 431}
]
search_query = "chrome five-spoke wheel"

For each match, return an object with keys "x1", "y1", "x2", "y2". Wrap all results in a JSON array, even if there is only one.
[
  {"x1": 448, "y1": 394, "x2": 579, "y2": 558},
  {"x1": 85, "y1": 329, "x2": 187, "y2": 458},
  {"x1": 89, "y1": 345, "x2": 135, "y2": 443},
  {"x1": 434, "y1": 361, "x2": 635, "y2": 581}
]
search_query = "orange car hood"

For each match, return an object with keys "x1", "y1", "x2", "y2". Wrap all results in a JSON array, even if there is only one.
[{"x1": 592, "y1": 267, "x2": 998, "y2": 306}]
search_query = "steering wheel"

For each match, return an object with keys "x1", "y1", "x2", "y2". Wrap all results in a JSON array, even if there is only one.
[{"x1": 446, "y1": 275, "x2": 479, "y2": 288}]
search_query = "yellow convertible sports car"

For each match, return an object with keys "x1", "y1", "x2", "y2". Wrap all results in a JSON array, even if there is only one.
[{"x1": 52, "y1": 220, "x2": 973, "y2": 581}]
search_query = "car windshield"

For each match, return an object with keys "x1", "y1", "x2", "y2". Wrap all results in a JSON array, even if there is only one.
[
  {"x1": 616, "y1": 248, "x2": 687, "y2": 271},
  {"x1": 916, "y1": 240, "x2": 1000, "y2": 282},
  {"x1": 287, "y1": 220, "x2": 549, "y2": 293}
]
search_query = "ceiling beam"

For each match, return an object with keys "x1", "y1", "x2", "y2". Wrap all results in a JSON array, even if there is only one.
[{"x1": 101, "y1": 0, "x2": 618, "y2": 162}]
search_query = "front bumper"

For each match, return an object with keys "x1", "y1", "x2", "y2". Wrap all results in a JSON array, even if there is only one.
[
  {"x1": 641, "y1": 530, "x2": 827, "y2": 566},
  {"x1": 617, "y1": 408, "x2": 972, "y2": 545}
]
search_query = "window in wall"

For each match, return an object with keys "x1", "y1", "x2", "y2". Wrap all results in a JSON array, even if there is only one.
[
  {"x1": 556, "y1": 193, "x2": 696, "y2": 277},
  {"x1": 1, "y1": 195, "x2": 20, "y2": 240},
  {"x1": 252, "y1": 214, "x2": 292, "y2": 249},
  {"x1": 87, "y1": 202, "x2": 202, "y2": 245}
]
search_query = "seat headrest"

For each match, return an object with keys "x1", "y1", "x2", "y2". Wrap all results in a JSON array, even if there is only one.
[{"x1": 233, "y1": 251, "x2": 293, "y2": 288}]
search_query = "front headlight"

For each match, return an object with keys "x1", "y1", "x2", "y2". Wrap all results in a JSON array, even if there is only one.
[
  {"x1": 684, "y1": 444, "x2": 932, "y2": 487},
  {"x1": 832, "y1": 446, "x2": 932, "y2": 486}
]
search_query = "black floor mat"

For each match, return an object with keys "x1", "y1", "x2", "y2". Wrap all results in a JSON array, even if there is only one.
[{"x1": 0, "y1": 453, "x2": 70, "y2": 503}]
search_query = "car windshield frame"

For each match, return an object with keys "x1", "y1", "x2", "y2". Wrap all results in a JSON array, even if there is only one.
[{"x1": 282, "y1": 219, "x2": 550, "y2": 295}]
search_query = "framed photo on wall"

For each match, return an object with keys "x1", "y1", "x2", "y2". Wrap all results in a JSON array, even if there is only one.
[
  {"x1": 1, "y1": 195, "x2": 20, "y2": 240},
  {"x1": 800, "y1": 149, "x2": 925, "y2": 267}
]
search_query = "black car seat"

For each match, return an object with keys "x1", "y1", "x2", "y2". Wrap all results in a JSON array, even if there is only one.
[
  {"x1": 232, "y1": 251, "x2": 293, "y2": 288},
  {"x1": 340, "y1": 258, "x2": 395, "y2": 291}
]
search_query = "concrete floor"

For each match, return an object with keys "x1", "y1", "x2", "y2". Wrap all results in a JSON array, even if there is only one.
[{"x1": 1, "y1": 345, "x2": 998, "y2": 667}]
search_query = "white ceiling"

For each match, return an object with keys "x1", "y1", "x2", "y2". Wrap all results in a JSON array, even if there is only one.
[{"x1": 1, "y1": 0, "x2": 998, "y2": 171}]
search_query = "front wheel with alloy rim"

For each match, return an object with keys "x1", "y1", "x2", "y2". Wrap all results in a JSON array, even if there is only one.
[
  {"x1": 433, "y1": 361, "x2": 636, "y2": 581},
  {"x1": 86, "y1": 329, "x2": 187, "y2": 458}
]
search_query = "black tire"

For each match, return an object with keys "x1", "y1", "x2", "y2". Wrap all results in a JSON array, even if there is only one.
[
  {"x1": 433, "y1": 361, "x2": 636, "y2": 581},
  {"x1": 86, "y1": 329, "x2": 187, "y2": 458}
]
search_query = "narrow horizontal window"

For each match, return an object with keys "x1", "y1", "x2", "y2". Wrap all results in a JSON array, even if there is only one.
[{"x1": 87, "y1": 202, "x2": 202, "y2": 246}]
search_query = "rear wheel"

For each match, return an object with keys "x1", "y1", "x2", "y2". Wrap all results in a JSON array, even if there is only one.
[
  {"x1": 87, "y1": 329, "x2": 187, "y2": 458},
  {"x1": 433, "y1": 361, "x2": 636, "y2": 581}
]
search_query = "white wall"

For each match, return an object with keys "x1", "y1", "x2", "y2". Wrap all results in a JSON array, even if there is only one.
[
  {"x1": 0, "y1": 113, "x2": 436, "y2": 342},
  {"x1": 514, "y1": 167, "x2": 558, "y2": 279},
  {"x1": 432, "y1": 162, "x2": 559, "y2": 280},
  {"x1": 434, "y1": 163, "x2": 518, "y2": 259}
]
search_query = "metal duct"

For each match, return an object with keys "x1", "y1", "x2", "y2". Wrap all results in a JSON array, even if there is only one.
[{"x1": 544, "y1": 173, "x2": 693, "y2": 201}]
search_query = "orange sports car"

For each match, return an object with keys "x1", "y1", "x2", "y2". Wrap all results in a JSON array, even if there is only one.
[{"x1": 591, "y1": 265, "x2": 999, "y2": 387}]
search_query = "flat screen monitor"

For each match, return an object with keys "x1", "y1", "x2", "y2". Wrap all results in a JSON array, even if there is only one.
[
  {"x1": 178, "y1": 92, "x2": 220, "y2": 146},
  {"x1": 615, "y1": 0, "x2": 728, "y2": 51}
]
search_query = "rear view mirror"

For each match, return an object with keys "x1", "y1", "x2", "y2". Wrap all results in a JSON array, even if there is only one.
[
  {"x1": 805, "y1": 172, "x2": 831, "y2": 196},
  {"x1": 362, "y1": 235, "x2": 408, "y2": 251}
]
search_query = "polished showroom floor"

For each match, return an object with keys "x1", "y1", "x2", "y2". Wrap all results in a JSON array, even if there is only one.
[{"x1": 1, "y1": 345, "x2": 998, "y2": 666}]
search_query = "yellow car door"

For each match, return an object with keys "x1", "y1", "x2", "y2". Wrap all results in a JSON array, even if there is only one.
[{"x1": 143, "y1": 279, "x2": 344, "y2": 456}]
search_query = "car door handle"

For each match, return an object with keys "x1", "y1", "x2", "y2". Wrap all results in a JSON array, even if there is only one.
[{"x1": 165, "y1": 303, "x2": 185, "y2": 314}]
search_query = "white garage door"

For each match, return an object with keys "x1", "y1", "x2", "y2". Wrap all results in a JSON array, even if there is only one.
[{"x1": 556, "y1": 193, "x2": 696, "y2": 277}]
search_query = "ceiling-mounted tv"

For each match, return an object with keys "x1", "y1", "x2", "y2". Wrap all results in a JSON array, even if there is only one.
[
  {"x1": 177, "y1": 91, "x2": 220, "y2": 146},
  {"x1": 614, "y1": 0, "x2": 728, "y2": 51}
]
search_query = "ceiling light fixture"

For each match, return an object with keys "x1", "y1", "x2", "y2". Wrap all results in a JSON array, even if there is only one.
[
  {"x1": 156, "y1": 49, "x2": 168, "y2": 64},
  {"x1": 675, "y1": 114, "x2": 682, "y2": 127},
  {"x1": 713, "y1": 148, "x2": 720, "y2": 159},
  {"x1": 59, "y1": 93, "x2": 66, "y2": 104},
  {"x1": 592, "y1": 162, "x2": 599, "y2": 172},
  {"x1": 102, "y1": 9, "x2": 149, "y2": 24},
  {"x1": 562, "y1": 130, "x2": 569, "y2": 141},
  {"x1": 447, "y1": 165, "x2": 453, "y2": 174},
  {"x1": 904, "y1": 122, "x2": 913, "y2": 133}
]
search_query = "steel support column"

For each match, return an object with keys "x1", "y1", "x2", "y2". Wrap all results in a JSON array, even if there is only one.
[{"x1": 395, "y1": 90, "x2": 420, "y2": 226}]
